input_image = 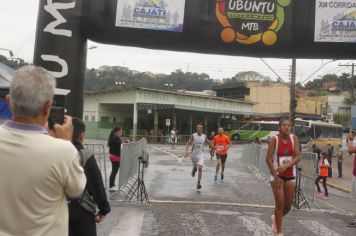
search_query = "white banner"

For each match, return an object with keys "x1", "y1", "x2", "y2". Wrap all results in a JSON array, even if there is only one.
[
  {"x1": 115, "y1": 0, "x2": 185, "y2": 32},
  {"x1": 315, "y1": 0, "x2": 356, "y2": 42}
]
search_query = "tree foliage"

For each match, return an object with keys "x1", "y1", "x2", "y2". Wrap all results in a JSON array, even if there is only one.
[
  {"x1": 0, "y1": 55, "x2": 27, "y2": 69},
  {"x1": 223, "y1": 71, "x2": 272, "y2": 84},
  {"x1": 84, "y1": 68, "x2": 220, "y2": 92}
]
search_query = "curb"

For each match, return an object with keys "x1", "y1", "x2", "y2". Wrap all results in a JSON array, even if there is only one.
[{"x1": 326, "y1": 182, "x2": 351, "y2": 194}]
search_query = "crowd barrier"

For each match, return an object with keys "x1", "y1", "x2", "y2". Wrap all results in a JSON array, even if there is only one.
[
  {"x1": 83, "y1": 143, "x2": 108, "y2": 188},
  {"x1": 241, "y1": 144, "x2": 318, "y2": 203},
  {"x1": 119, "y1": 138, "x2": 149, "y2": 191},
  {"x1": 128, "y1": 135, "x2": 190, "y2": 145}
]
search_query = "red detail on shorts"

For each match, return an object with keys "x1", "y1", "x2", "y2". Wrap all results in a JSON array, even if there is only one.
[{"x1": 109, "y1": 154, "x2": 120, "y2": 162}]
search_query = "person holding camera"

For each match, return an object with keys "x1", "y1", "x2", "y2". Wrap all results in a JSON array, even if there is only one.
[
  {"x1": 0, "y1": 65, "x2": 86, "y2": 236},
  {"x1": 69, "y1": 117, "x2": 110, "y2": 236}
]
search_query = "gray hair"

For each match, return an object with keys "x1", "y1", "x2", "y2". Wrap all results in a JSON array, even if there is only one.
[{"x1": 10, "y1": 65, "x2": 56, "y2": 118}]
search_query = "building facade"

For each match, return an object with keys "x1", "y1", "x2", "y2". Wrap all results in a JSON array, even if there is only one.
[{"x1": 83, "y1": 88, "x2": 253, "y2": 139}]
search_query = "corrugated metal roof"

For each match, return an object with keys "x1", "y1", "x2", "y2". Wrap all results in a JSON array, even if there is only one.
[{"x1": 0, "y1": 62, "x2": 15, "y2": 88}]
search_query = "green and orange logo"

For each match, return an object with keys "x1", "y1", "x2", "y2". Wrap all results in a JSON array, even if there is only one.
[{"x1": 215, "y1": 0, "x2": 291, "y2": 45}]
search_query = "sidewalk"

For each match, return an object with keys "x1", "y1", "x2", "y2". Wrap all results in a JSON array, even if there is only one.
[{"x1": 328, "y1": 154, "x2": 354, "y2": 193}]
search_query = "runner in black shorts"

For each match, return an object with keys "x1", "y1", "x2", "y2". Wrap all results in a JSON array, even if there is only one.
[{"x1": 213, "y1": 127, "x2": 231, "y2": 181}]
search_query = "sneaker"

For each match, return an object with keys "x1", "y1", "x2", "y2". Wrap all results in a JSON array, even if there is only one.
[
  {"x1": 315, "y1": 192, "x2": 323, "y2": 198},
  {"x1": 323, "y1": 195, "x2": 330, "y2": 200},
  {"x1": 347, "y1": 221, "x2": 356, "y2": 228},
  {"x1": 191, "y1": 166, "x2": 197, "y2": 177},
  {"x1": 108, "y1": 186, "x2": 118, "y2": 191},
  {"x1": 214, "y1": 175, "x2": 218, "y2": 181},
  {"x1": 197, "y1": 182, "x2": 202, "y2": 189},
  {"x1": 221, "y1": 173, "x2": 224, "y2": 180}
]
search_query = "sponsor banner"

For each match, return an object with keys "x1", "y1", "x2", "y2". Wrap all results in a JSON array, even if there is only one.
[
  {"x1": 315, "y1": 0, "x2": 356, "y2": 43},
  {"x1": 115, "y1": 0, "x2": 185, "y2": 32},
  {"x1": 215, "y1": 0, "x2": 292, "y2": 46}
]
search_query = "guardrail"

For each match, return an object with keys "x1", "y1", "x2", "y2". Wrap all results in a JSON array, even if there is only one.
[
  {"x1": 83, "y1": 143, "x2": 108, "y2": 189},
  {"x1": 241, "y1": 143, "x2": 318, "y2": 204},
  {"x1": 118, "y1": 138, "x2": 149, "y2": 201}
]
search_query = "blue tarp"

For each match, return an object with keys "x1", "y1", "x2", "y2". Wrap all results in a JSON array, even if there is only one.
[{"x1": 0, "y1": 100, "x2": 11, "y2": 119}]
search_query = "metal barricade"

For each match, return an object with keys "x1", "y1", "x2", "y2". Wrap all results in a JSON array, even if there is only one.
[
  {"x1": 118, "y1": 138, "x2": 149, "y2": 191},
  {"x1": 299, "y1": 152, "x2": 318, "y2": 200},
  {"x1": 83, "y1": 143, "x2": 108, "y2": 189},
  {"x1": 241, "y1": 144, "x2": 317, "y2": 202}
]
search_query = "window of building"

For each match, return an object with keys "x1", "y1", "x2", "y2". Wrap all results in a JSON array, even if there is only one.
[
  {"x1": 84, "y1": 116, "x2": 89, "y2": 121},
  {"x1": 91, "y1": 116, "x2": 95, "y2": 121}
]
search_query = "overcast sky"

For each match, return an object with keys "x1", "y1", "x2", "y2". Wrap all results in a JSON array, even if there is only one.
[{"x1": 0, "y1": 0, "x2": 354, "y2": 83}]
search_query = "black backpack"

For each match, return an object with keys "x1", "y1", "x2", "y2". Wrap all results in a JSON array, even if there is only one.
[{"x1": 77, "y1": 149, "x2": 97, "y2": 214}]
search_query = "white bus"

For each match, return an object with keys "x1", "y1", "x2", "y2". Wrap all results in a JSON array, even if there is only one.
[{"x1": 223, "y1": 119, "x2": 343, "y2": 151}]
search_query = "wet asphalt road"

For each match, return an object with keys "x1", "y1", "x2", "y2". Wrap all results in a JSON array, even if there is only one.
[{"x1": 97, "y1": 144, "x2": 356, "y2": 236}]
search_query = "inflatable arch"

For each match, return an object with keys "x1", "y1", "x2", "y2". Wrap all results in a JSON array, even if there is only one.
[{"x1": 34, "y1": 0, "x2": 356, "y2": 117}]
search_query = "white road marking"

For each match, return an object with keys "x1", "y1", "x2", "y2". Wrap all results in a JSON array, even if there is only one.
[
  {"x1": 299, "y1": 220, "x2": 341, "y2": 236},
  {"x1": 109, "y1": 211, "x2": 144, "y2": 236},
  {"x1": 237, "y1": 216, "x2": 274, "y2": 236},
  {"x1": 149, "y1": 199, "x2": 274, "y2": 209},
  {"x1": 314, "y1": 197, "x2": 347, "y2": 213},
  {"x1": 150, "y1": 146, "x2": 182, "y2": 159}
]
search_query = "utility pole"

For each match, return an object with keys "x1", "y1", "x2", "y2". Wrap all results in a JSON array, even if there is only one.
[
  {"x1": 339, "y1": 62, "x2": 355, "y2": 100},
  {"x1": 290, "y1": 58, "x2": 297, "y2": 133}
]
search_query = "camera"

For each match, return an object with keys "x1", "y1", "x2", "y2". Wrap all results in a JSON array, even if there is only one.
[{"x1": 48, "y1": 94, "x2": 66, "y2": 129}]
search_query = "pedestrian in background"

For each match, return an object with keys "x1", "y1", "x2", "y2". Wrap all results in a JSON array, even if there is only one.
[
  {"x1": 312, "y1": 144, "x2": 321, "y2": 174},
  {"x1": 255, "y1": 137, "x2": 262, "y2": 145},
  {"x1": 337, "y1": 144, "x2": 344, "y2": 178},
  {"x1": 315, "y1": 152, "x2": 330, "y2": 199},
  {"x1": 0, "y1": 65, "x2": 86, "y2": 236},
  {"x1": 171, "y1": 128, "x2": 177, "y2": 149},
  {"x1": 108, "y1": 127, "x2": 122, "y2": 191},
  {"x1": 327, "y1": 143, "x2": 333, "y2": 177},
  {"x1": 69, "y1": 117, "x2": 110, "y2": 236},
  {"x1": 266, "y1": 118, "x2": 300, "y2": 236},
  {"x1": 209, "y1": 130, "x2": 216, "y2": 159}
]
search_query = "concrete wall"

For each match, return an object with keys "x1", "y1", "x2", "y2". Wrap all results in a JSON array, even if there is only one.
[
  {"x1": 245, "y1": 82, "x2": 290, "y2": 114},
  {"x1": 296, "y1": 96, "x2": 327, "y2": 115},
  {"x1": 328, "y1": 95, "x2": 350, "y2": 115}
]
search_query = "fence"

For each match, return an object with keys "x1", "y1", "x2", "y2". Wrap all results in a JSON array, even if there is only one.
[
  {"x1": 241, "y1": 143, "x2": 318, "y2": 203},
  {"x1": 119, "y1": 138, "x2": 149, "y2": 191},
  {"x1": 83, "y1": 143, "x2": 108, "y2": 188}
]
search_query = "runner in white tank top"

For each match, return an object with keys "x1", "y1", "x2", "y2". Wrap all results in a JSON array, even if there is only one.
[{"x1": 185, "y1": 123, "x2": 211, "y2": 189}]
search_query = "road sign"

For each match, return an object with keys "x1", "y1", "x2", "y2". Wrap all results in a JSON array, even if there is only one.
[{"x1": 166, "y1": 119, "x2": 171, "y2": 127}]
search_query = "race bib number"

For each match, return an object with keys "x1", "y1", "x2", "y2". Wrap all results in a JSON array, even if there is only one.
[
  {"x1": 279, "y1": 156, "x2": 292, "y2": 166},
  {"x1": 217, "y1": 146, "x2": 224, "y2": 151}
]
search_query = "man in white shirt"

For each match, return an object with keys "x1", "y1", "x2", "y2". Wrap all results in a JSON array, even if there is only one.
[{"x1": 0, "y1": 65, "x2": 86, "y2": 236}]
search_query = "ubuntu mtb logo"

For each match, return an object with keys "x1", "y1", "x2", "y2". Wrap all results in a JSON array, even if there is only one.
[{"x1": 215, "y1": 0, "x2": 291, "y2": 46}]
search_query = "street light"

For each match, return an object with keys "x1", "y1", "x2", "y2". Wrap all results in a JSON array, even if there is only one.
[
  {"x1": 0, "y1": 48, "x2": 14, "y2": 57},
  {"x1": 115, "y1": 81, "x2": 126, "y2": 88},
  {"x1": 165, "y1": 83, "x2": 173, "y2": 91}
]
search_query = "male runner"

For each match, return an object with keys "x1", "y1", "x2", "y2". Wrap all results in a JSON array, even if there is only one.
[
  {"x1": 213, "y1": 127, "x2": 231, "y2": 181},
  {"x1": 185, "y1": 123, "x2": 210, "y2": 189}
]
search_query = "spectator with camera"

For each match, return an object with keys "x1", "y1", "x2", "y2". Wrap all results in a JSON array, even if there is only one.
[{"x1": 0, "y1": 65, "x2": 86, "y2": 236}]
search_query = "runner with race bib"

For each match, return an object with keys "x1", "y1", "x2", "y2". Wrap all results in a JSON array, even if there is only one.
[{"x1": 185, "y1": 123, "x2": 211, "y2": 189}]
